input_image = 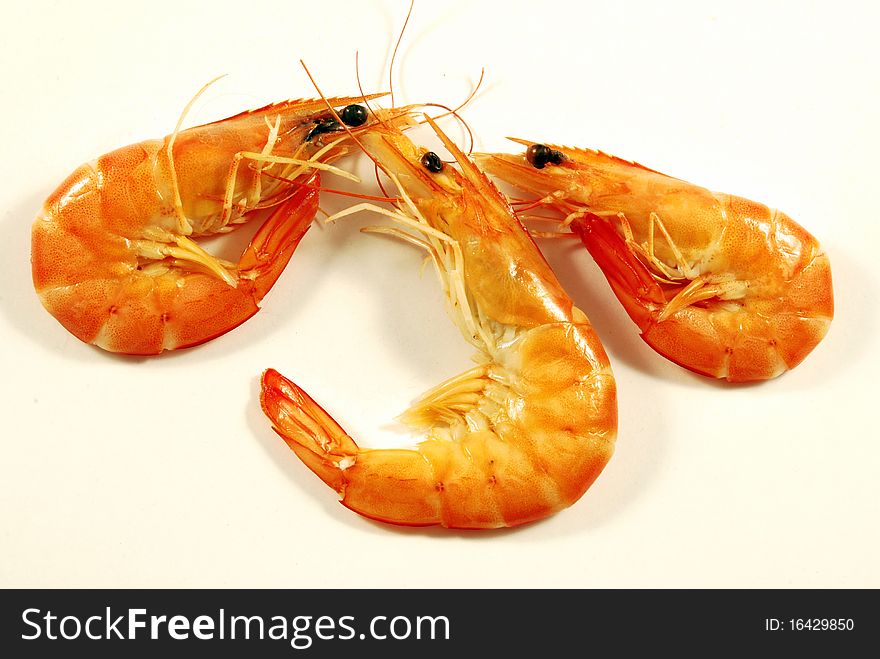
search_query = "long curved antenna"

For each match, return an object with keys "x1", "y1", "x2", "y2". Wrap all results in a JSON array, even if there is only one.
[
  {"x1": 259, "y1": 169, "x2": 400, "y2": 204},
  {"x1": 414, "y1": 102, "x2": 477, "y2": 158},
  {"x1": 452, "y1": 68, "x2": 485, "y2": 115},
  {"x1": 389, "y1": 0, "x2": 415, "y2": 106},
  {"x1": 356, "y1": 51, "x2": 390, "y2": 131}
]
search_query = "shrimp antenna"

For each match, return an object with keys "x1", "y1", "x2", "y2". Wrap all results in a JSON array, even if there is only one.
[
  {"x1": 259, "y1": 169, "x2": 400, "y2": 204},
  {"x1": 356, "y1": 51, "x2": 389, "y2": 130},
  {"x1": 450, "y1": 68, "x2": 485, "y2": 116},
  {"x1": 415, "y1": 102, "x2": 477, "y2": 157},
  {"x1": 374, "y1": 160, "x2": 393, "y2": 201},
  {"x1": 389, "y1": 0, "x2": 415, "y2": 107},
  {"x1": 424, "y1": 68, "x2": 485, "y2": 155},
  {"x1": 354, "y1": 50, "x2": 394, "y2": 198}
]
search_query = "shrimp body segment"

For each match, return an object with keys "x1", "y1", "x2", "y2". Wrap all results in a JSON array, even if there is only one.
[
  {"x1": 32, "y1": 95, "x2": 386, "y2": 354},
  {"x1": 261, "y1": 119, "x2": 617, "y2": 529},
  {"x1": 477, "y1": 145, "x2": 833, "y2": 382}
]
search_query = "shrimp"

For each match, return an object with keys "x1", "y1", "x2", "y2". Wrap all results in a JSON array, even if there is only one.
[
  {"x1": 32, "y1": 91, "x2": 392, "y2": 354},
  {"x1": 476, "y1": 143, "x2": 834, "y2": 382},
  {"x1": 260, "y1": 116, "x2": 617, "y2": 529}
]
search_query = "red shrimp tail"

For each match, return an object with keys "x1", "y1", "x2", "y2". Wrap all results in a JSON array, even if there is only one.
[
  {"x1": 571, "y1": 214, "x2": 666, "y2": 330},
  {"x1": 260, "y1": 368, "x2": 359, "y2": 494},
  {"x1": 238, "y1": 172, "x2": 321, "y2": 301}
]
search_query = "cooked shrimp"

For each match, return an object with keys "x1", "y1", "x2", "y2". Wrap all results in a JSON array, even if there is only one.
[
  {"x1": 32, "y1": 91, "x2": 390, "y2": 354},
  {"x1": 261, "y1": 117, "x2": 617, "y2": 529},
  {"x1": 476, "y1": 143, "x2": 833, "y2": 382}
]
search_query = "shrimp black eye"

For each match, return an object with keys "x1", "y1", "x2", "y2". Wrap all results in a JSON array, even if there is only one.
[
  {"x1": 340, "y1": 104, "x2": 368, "y2": 127},
  {"x1": 421, "y1": 151, "x2": 444, "y2": 173},
  {"x1": 526, "y1": 143, "x2": 565, "y2": 169}
]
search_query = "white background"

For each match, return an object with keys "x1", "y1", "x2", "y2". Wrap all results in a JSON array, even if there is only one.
[{"x1": 1, "y1": 0, "x2": 878, "y2": 587}]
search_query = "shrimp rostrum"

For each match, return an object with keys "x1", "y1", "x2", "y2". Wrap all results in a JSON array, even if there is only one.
[
  {"x1": 32, "y1": 92, "x2": 389, "y2": 354},
  {"x1": 477, "y1": 143, "x2": 833, "y2": 382},
  {"x1": 261, "y1": 117, "x2": 617, "y2": 529}
]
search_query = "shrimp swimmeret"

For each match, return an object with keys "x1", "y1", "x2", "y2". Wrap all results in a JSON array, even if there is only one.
[{"x1": 261, "y1": 116, "x2": 617, "y2": 529}]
